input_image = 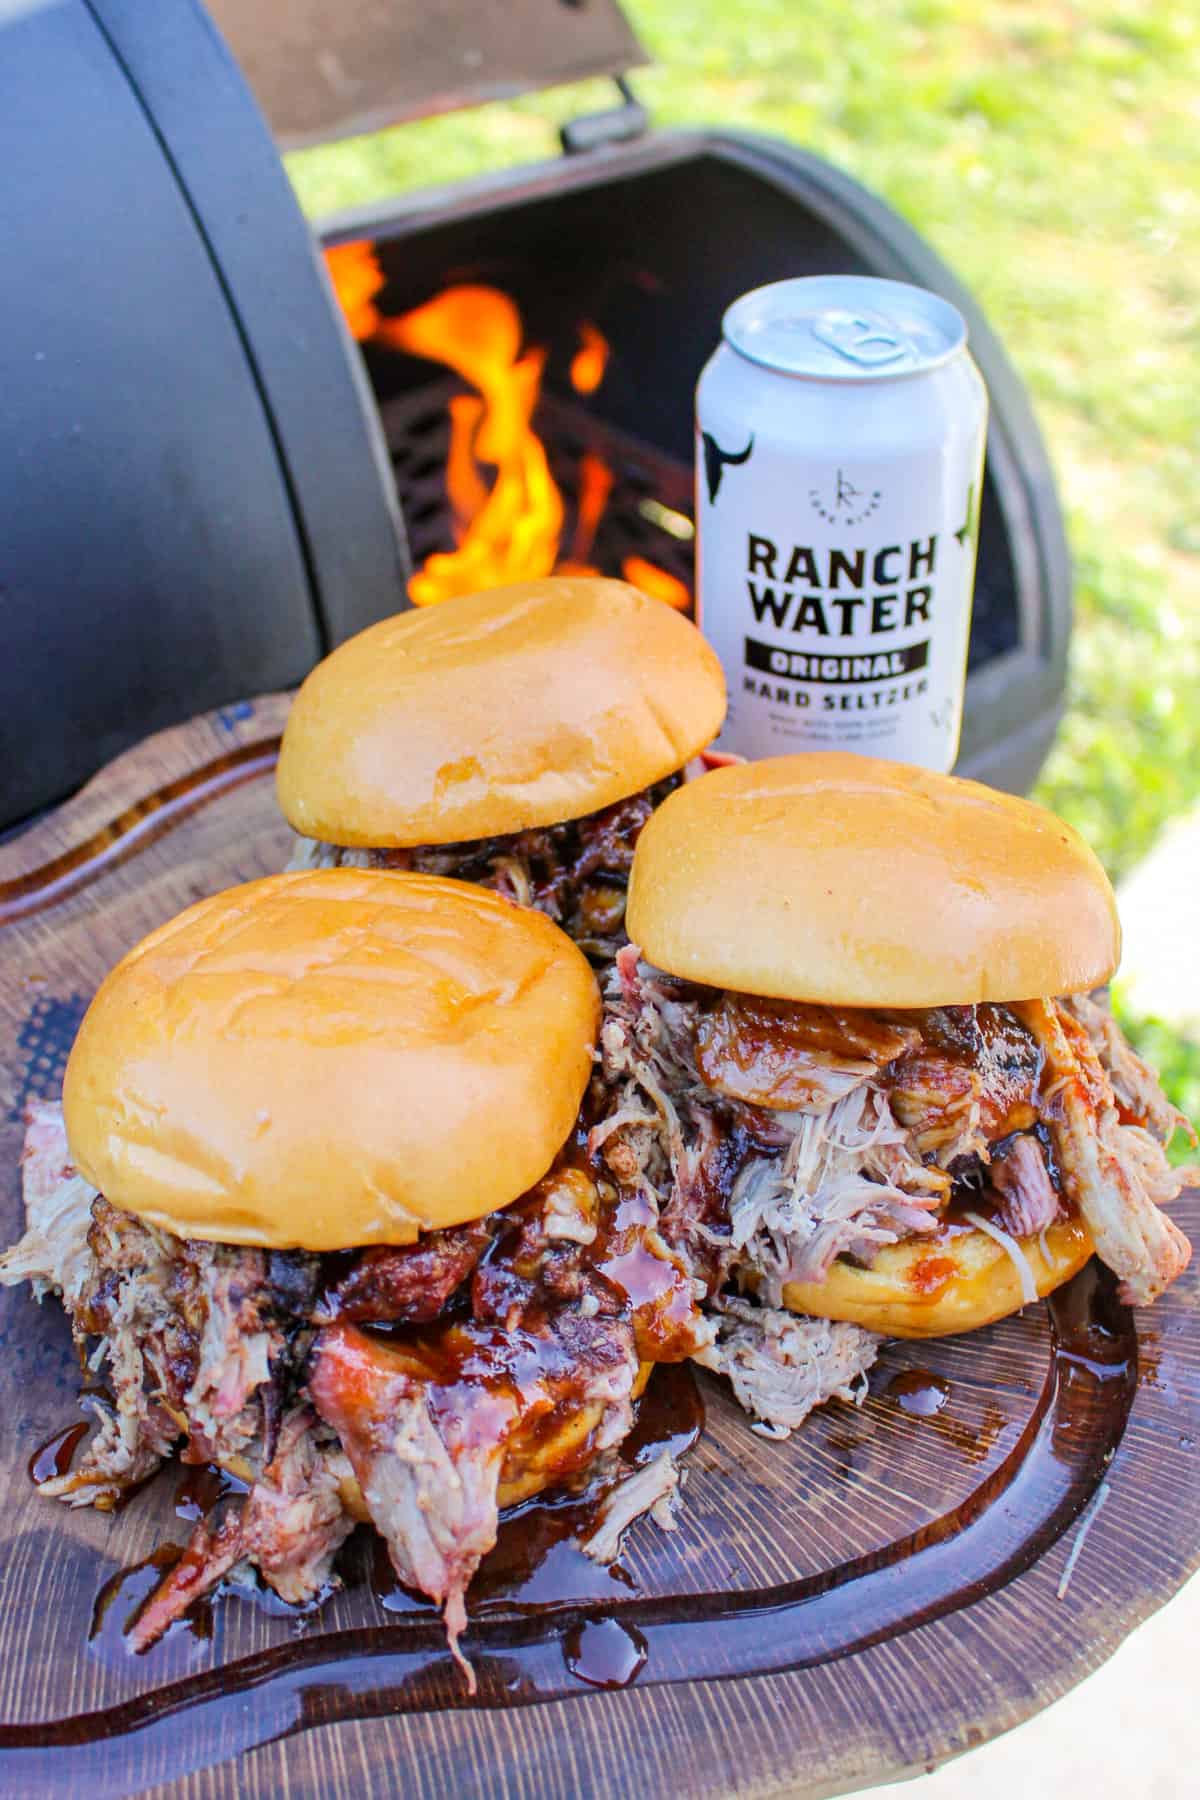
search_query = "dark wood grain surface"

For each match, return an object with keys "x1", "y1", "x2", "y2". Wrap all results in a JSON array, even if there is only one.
[{"x1": 1, "y1": 696, "x2": 1197, "y2": 1800}]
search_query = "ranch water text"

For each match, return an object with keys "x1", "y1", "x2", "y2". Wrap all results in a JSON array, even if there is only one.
[{"x1": 698, "y1": 447, "x2": 983, "y2": 768}]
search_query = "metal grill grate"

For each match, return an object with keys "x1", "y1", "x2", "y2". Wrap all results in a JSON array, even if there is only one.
[
  {"x1": 379, "y1": 378, "x2": 1011, "y2": 670},
  {"x1": 379, "y1": 380, "x2": 696, "y2": 600}
]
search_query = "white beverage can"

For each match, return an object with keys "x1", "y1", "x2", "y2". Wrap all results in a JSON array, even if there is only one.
[{"x1": 695, "y1": 276, "x2": 988, "y2": 770}]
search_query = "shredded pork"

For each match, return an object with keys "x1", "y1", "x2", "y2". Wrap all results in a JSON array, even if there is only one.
[
  {"x1": 129, "y1": 1405, "x2": 354, "y2": 1650},
  {"x1": 594, "y1": 952, "x2": 1195, "y2": 1386},
  {"x1": 1, "y1": 1110, "x2": 173, "y2": 1504},
  {"x1": 989, "y1": 1133, "x2": 1061, "y2": 1240},
  {"x1": 5, "y1": 959, "x2": 1191, "y2": 1664},
  {"x1": 0, "y1": 1103, "x2": 708, "y2": 1668},
  {"x1": 1016, "y1": 999, "x2": 1196, "y2": 1305},
  {"x1": 288, "y1": 775, "x2": 678, "y2": 960},
  {"x1": 692, "y1": 1297, "x2": 880, "y2": 1438},
  {"x1": 580, "y1": 1449, "x2": 681, "y2": 1563},
  {"x1": 722, "y1": 1087, "x2": 948, "y2": 1300},
  {"x1": 594, "y1": 950, "x2": 982, "y2": 1301},
  {"x1": 1064, "y1": 991, "x2": 1196, "y2": 1145},
  {"x1": 309, "y1": 1313, "x2": 639, "y2": 1687},
  {"x1": 318, "y1": 1221, "x2": 494, "y2": 1324},
  {"x1": 3, "y1": 1101, "x2": 98, "y2": 1308}
]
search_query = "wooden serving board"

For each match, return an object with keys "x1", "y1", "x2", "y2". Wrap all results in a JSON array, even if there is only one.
[{"x1": 1, "y1": 696, "x2": 1198, "y2": 1800}]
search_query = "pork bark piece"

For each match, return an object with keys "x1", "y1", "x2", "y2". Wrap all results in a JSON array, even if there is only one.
[
  {"x1": 130, "y1": 1514, "x2": 246, "y2": 1651},
  {"x1": 472, "y1": 1163, "x2": 711, "y2": 1363},
  {"x1": 695, "y1": 994, "x2": 917, "y2": 1112},
  {"x1": 320, "y1": 1220, "x2": 494, "y2": 1323},
  {"x1": 990, "y1": 1133, "x2": 1061, "y2": 1240},
  {"x1": 887, "y1": 1052, "x2": 987, "y2": 1161}
]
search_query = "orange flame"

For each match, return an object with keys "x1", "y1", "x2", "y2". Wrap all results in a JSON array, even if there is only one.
[
  {"x1": 568, "y1": 452, "x2": 614, "y2": 566},
  {"x1": 570, "y1": 323, "x2": 610, "y2": 396},
  {"x1": 621, "y1": 556, "x2": 691, "y2": 610},
  {"x1": 325, "y1": 241, "x2": 386, "y2": 342},
  {"x1": 322, "y1": 243, "x2": 693, "y2": 612},
  {"x1": 444, "y1": 396, "x2": 489, "y2": 532},
  {"x1": 375, "y1": 285, "x2": 564, "y2": 604}
]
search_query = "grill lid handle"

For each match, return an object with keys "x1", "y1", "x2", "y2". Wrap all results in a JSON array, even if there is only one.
[{"x1": 560, "y1": 76, "x2": 649, "y2": 154}]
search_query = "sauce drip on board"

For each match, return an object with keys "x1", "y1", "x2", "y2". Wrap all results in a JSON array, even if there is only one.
[
  {"x1": 86, "y1": 1363, "x2": 705, "y2": 1652},
  {"x1": 885, "y1": 1370, "x2": 952, "y2": 1418},
  {"x1": 28, "y1": 1421, "x2": 89, "y2": 1486},
  {"x1": 174, "y1": 1464, "x2": 247, "y2": 1523},
  {"x1": 370, "y1": 1361, "x2": 704, "y2": 1615},
  {"x1": 58, "y1": 1259, "x2": 1140, "y2": 1732},
  {"x1": 90, "y1": 1546, "x2": 213, "y2": 1664},
  {"x1": 563, "y1": 1616, "x2": 648, "y2": 1689}
]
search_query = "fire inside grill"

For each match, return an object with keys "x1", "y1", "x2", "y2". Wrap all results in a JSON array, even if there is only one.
[{"x1": 325, "y1": 241, "x2": 694, "y2": 609}]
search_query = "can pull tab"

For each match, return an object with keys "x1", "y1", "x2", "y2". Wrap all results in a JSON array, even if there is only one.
[{"x1": 811, "y1": 308, "x2": 912, "y2": 368}]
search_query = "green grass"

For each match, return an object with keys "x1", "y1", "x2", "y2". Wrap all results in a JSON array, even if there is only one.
[{"x1": 285, "y1": 0, "x2": 1200, "y2": 1113}]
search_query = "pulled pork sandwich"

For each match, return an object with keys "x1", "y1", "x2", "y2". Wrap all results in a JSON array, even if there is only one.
[
  {"x1": 594, "y1": 754, "x2": 1197, "y2": 1434},
  {"x1": 0, "y1": 871, "x2": 710, "y2": 1680},
  {"x1": 276, "y1": 575, "x2": 726, "y2": 960}
]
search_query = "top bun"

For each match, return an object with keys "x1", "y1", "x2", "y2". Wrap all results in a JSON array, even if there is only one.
[
  {"x1": 626, "y1": 753, "x2": 1120, "y2": 1006},
  {"x1": 275, "y1": 576, "x2": 726, "y2": 847},
  {"x1": 63, "y1": 871, "x2": 599, "y2": 1249}
]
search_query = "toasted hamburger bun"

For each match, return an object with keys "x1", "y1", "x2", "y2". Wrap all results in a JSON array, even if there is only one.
[
  {"x1": 63, "y1": 871, "x2": 599, "y2": 1250},
  {"x1": 627, "y1": 753, "x2": 1120, "y2": 1006},
  {"x1": 276, "y1": 576, "x2": 726, "y2": 849},
  {"x1": 778, "y1": 1217, "x2": 1094, "y2": 1338}
]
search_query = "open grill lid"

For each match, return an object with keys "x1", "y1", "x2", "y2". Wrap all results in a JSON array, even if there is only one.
[{"x1": 207, "y1": 0, "x2": 648, "y2": 151}]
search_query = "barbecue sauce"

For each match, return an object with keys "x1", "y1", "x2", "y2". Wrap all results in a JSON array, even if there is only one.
[
  {"x1": 620, "y1": 1357, "x2": 706, "y2": 1468},
  {"x1": 563, "y1": 1616, "x2": 648, "y2": 1688},
  {"x1": 371, "y1": 1361, "x2": 704, "y2": 1616},
  {"x1": 884, "y1": 1370, "x2": 952, "y2": 1418},
  {"x1": 89, "y1": 1545, "x2": 213, "y2": 1663},
  {"x1": 174, "y1": 1464, "x2": 247, "y2": 1523},
  {"x1": 28, "y1": 1421, "x2": 89, "y2": 1486},
  {"x1": 59, "y1": 1261, "x2": 1144, "y2": 1742}
]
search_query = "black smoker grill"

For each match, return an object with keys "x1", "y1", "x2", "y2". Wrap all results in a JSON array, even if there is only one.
[{"x1": 0, "y1": 0, "x2": 1070, "y2": 831}]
